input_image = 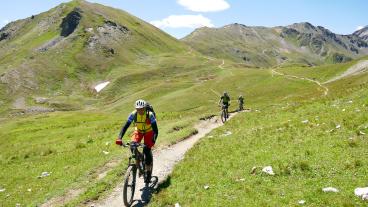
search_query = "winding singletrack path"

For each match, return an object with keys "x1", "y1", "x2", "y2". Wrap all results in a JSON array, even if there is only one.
[
  {"x1": 92, "y1": 113, "x2": 239, "y2": 207},
  {"x1": 271, "y1": 69, "x2": 329, "y2": 96}
]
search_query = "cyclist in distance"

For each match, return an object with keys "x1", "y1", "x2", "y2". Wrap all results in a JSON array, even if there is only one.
[
  {"x1": 218, "y1": 91, "x2": 230, "y2": 118},
  {"x1": 238, "y1": 95, "x2": 244, "y2": 111}
]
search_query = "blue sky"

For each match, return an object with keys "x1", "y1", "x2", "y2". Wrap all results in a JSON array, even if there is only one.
[{"x1": 0, "y1": 0, "x2": 367, "y2": 39}]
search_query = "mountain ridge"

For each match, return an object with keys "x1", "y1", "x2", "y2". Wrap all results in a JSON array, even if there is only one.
[
  {"x1": 183, "y1": 22, "x2": 368, "y2": 67},
  {"x1": 0, "y1": 0, "x2": 188, "y2": 114}
]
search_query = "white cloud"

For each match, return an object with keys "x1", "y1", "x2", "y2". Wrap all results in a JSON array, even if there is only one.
[
  {"x1": 178, "y1": 0, "x2": 230, "y2": 12},
  {"x1": 150, "y1": 15, "x2": 214, "y2": 29},
  {"x1": 356, "y1": 26, "x2": 364, "y2": 31}
]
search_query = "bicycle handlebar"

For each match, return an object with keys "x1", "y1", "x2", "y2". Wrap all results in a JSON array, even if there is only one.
[{"x1": 122, "y1": 142, "x2": 146, "y2": 148}]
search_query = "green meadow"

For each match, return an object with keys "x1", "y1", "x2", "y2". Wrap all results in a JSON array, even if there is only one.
[
  {"x1": 150, "y1": 61, "x2": 368, "y2": 207},
  {"x1": 1, "y1": 53, "x2": 354, "y2": 206}
]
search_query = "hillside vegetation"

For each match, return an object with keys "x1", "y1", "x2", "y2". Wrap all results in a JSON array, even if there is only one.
[
  {"x1": 0, "y1": 0, "x2": 186, "y2": 116},
  {"x1": 0, "y1": 0, "x2": 368, "y2": 206}
]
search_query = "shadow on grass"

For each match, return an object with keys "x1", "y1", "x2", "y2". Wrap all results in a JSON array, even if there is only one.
[
  {"x1": 154, "y1": 175, "x2": 171, "y2": 194},
  {"x1": 131, "y1": 176, "x2": 159, "y2": 207}
]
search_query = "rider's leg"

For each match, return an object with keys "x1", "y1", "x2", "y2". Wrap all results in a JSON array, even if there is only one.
[
  {"x1": 131, "y1": 131, "x2": 144, "y2": 175},
  {"x1": 143, "y1": 131, "x2": 155, "y2": 183},
  {"x1": 143, "y1": 146, "x2": 153, "y2": 183}
]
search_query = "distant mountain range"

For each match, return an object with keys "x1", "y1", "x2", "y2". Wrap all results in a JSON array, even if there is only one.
[{"x1": 183, "y1": 23, "x2": 368, "y2": 67}]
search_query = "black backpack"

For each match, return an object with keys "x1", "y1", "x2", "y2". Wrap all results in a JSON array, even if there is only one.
[{"x1": 145, "y1": 103, "x2": 156, "y2": 118}]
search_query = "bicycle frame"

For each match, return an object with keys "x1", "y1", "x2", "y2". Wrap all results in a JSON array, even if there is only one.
[{"x1": 127, "y1": 143, "x2": 145, "y2": 175}]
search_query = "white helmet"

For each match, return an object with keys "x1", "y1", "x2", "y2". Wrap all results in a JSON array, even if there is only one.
[{"x1": 135, "y1": 99, "x2": 146, "y2": 109}]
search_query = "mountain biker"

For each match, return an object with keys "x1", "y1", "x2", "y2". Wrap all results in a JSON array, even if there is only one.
[
  {"x1": 218, "y1": 91, "x2": 230, "y2": 118},
  {"x1": 238, "y1": 95, "x2": 244, "y2": 111},
  {"x1": 115, "y1": 99, "x2": 158, "y2": 184}
]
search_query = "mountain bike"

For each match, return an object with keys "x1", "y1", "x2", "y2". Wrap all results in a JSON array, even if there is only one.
[
  {"x1": 220, "y1": 104, "x2": 229, "y2": 123},
  {"x1": 238, "y1": 102, "x2": 244, "y2": 111},
  {"x1": 122, "y1": 142, "x2": 150, "y2": 207}
]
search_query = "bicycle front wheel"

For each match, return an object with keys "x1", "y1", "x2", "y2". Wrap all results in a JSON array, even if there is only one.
[
  {"x1": 221, "y1": 110, "x2": 226, "y2": 123},
  {"x1": 123, "y1": 165, "x2": 136, "y2": 207}
]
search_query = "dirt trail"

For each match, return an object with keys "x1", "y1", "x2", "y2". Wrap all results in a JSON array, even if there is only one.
[
  {"x1": 91, "y1": 112, "x2": 239, "y2": 207},
  {"x1": 218, "y1": 59, "x2": 225, "y2": 69},
  {"x1": 271, "y1": 69, "x2": 329, "y2": 96},
  {"x1": 324, "y1": 60, "x2": 368, "y2": 84}
]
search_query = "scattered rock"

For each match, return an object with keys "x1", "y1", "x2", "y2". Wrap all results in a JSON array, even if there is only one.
[
  {"x1": 175, "y1": 203, "x2": 181, "y2": 207},
  {"x1": 222, "y1": 131, "x2": 232, "y2": 136},
  {"x1": 276, "y1": 128, "x2": 284, "y2": 131},
  {"x1": 301, "y1": 120, "x2": 309, "y2": 124},
  {"x1": 298, "y1": 200, "x2": 306, "y2": 205},
  {"x1": 85, "y1": 27, "x2": 94, "y2": 33},
  {"x1": 342, "y1": 108, "x2": 346, "y2": 112},
  {"x1": 26, "y1": 106, "x2": 55, "y2": 113},
  {"x1": 0, "y1": 188, "x2": 5, "y2": 192},
  {"x1": 102, "y1": 151, "x2": 109, "y2": 155},
  {"x1": 359, "y1": 131, "x2": 366, "y2": 135},
  {"x1": 262, "y1": 166, "x2": 275, "y2": 175},
  {"x1": 355, "y1": 187, "x2": 368, "y2": 200},
  {"x1": 27, "y1": 188, "x2": 32, "y2": 192},
  {"x1": 236, "y1": 178, "x2": 245, "y2": 182},
  {"x1": 34, "y1": 97, "x2": 49, "y2": 104},
  {"x1": 336, "y1": 124, "x2": 341, "y2": 129},
  {"x1": 16, "y1": 203, "x2": 21, "y2": 207},
  {"x1": 348, "y1": 100, "x2": 353, "y2": 104},
  {"x1": 322, "y1": 187, "x2": 339, "y2": 193},
  {"x1": 38, "y1": 171, "x2": 51, "y2": 178},
  {"x1": 105, "y1": 142, "x2": 110, "y2": 146},
  {"x1": 204, "y1": 185, "x2": 210, "y2": 190}
]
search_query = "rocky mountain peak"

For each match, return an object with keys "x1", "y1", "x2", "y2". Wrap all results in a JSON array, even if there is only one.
[
  {"x1": 288, "y1": 22, "x2": 317, "y2": 33},
  {"x1": 353, "y1": 26, "x2": 368, "y2": 40}
]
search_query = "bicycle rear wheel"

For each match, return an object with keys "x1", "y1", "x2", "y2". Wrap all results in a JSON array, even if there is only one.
[{"x1": 123, "y1": 165, "x2": 136, "y2": 207}]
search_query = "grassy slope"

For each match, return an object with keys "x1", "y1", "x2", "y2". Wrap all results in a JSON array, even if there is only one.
[
  {"x1": 150, "y1": 68, "x2": 368, "y2": 207},
  {"x1": 0, "y1": 50, "x2": 334, "y2": 206},
  {"x1": 275, "y1": 57, "x2": 368, "y2": 83},
  {"x1": 0, "y1": 0, "x2": 188, "y2": 116}
]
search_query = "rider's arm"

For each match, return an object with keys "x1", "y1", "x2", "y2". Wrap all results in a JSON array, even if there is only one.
[
  {"x1": 118, "y1": 113, "x2": 134, "y2": 139},
  {"x1": 218, "y1": 96, "x2": 223, "y2": 105},
  {"x1": 150, "y1": 113, "x2": 158, "y2": 142}
]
